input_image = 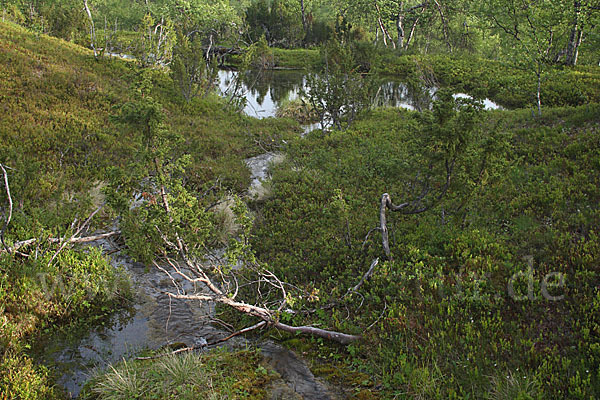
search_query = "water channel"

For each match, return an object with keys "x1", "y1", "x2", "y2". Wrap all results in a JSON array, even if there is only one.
[{"x1": 42, "y1": 68, "x2": 500, "y2": 399}]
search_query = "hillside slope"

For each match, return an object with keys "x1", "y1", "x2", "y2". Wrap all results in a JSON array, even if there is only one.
[{"x1": 0, "y1": 21, "x2": 297, "y2": 399}]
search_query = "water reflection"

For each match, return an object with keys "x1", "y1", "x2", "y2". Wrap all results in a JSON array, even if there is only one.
[
  {"x1": 219, "y1": 70, "x2": 305, "y2": 118},
  {"x1": 218, "y1": 70, "x2": 501, "y2": 121},
  {"x1": 372, "y1": 79, "x2": 437, "y2": 111}
]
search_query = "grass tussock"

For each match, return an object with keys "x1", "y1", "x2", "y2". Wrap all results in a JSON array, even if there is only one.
[{"x1": 83, "y1": 348, "x2": 274, "y2": 400}]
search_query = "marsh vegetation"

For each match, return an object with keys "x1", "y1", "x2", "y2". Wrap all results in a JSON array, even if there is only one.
[{"x1": 0, "y1": 0, "x2": 599, "y2": 398}]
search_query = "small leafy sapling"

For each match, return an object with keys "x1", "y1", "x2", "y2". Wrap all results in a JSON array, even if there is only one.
[{"x1": 106, "y1": 70, "x2": 212, "y2": 263}]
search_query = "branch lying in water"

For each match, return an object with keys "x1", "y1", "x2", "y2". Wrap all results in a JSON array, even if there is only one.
[
  {"x1": 164, "y1": 286, "x2": 361, "y2": 345},
  {"x1": 150, "y1": 174, "x2": 361, "y2": 346},
  {"x1": 135, "y1": 321, "x2": 269, "y2": 361}
]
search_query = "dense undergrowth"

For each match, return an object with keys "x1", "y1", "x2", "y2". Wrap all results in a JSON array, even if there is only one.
[
  {"x1": 0, "y1": 20, "x2": 296, "y2": 399},
  {"x1": 0, "y1": 249, "x2": 130, "y2": 399},
  {"x1": 250, "y1": 103, "x2": 600, "y2": 398}
]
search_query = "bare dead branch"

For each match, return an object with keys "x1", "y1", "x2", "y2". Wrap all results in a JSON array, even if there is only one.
[
  {"x1": 0, "y1": 231, "x2": 120, "y2": 255},
  {"x1": 380, "y1": 194, "x2": 393, "y2": 259},
  {"x1": 0, "y1": 164, "x2": 13, "y2": 254},
  {"x1": 208, "y1": 321, "x2": 267, "y2": 345},
  {"x1": 367, "y1": 300, "x2": 388, "y2": 330},
  {"x1": 153, "y1": 261, "x2": 185, "y2": 295},
  {"x1": 346, "y1": 258, "x2": 379, "y2": 296},
  {"x1": 161, "y1": 253, "x2": 360, "y2": 345},
  {"x1": 59, "y1": 231, "x2": 120, "y2": 244},
  {"x1": 271, "y1": 322, "x2": 360, "y2": 345},
  {"x1": 47, "y1": 205, "x2": 103, "y2": 267},
  {"x1": 210, "y1": 317, "x2": 234, "y2": 332},
  {"x1": 362, "y1": 227, "x2": 381, "y2": 250},
  {"x1": 135, "y1": 321, "x2": 268, "y2": 361}
]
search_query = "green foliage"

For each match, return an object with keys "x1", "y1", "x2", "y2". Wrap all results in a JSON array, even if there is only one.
[
  {"x1": 0, "y1": 352, "x2": 58, "y2": 400},
  {"x1": 245, "y1": 0, "x2": 271, "y2": 43},
  {"x1": 0, "y1": 20, "x2": 133, "y2": 216},
  {"x1": 304, "y1": 17, "x2": 333, "y2": 45},
  {"x1": 243, "y1": 34, "x2": 275, "y2": 69},
  {"x1": 133, "y1": 14, "x2": 175, "y2": 68},
  {"x1": 0, "y1": 246, "x2": 131, "y2": 399},
  {"x1": 168, "y1": 0, "x2": 241, "y2": 41},
  {"x1": 39, "y1": 0, "x2": 88, "y2": 43},
  {"x1": 245, "y1": 0, "x2": 304, "y2": 47},
  {"x1": 304, "y1": 39, "x2": 377, "y2": 130},
  {"x1": 251, "y1": 103, "x2": 600, "y2": 397},
  {"x1": 170, "y1": 29, "x2": 219, "y2": 102},
  {"x1": 271, "y1": 47, "x2": 320, "y2": 68},
  {"x1": 107, "y1": 71, "x2": 213, "y2": 262},
  {"x1": 91, "y1": 0, "x2": 147, "y2": 30}
]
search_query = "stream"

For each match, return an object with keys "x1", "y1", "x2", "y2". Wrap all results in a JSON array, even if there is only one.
[
  {"x1": 42, "y1": 68, "x2": 500, "y2": 399},
  {"x1": 40, "y1": 138, "x2": 339, "y2": 399},
  {"x1": 40, "y1": 157, "x2": 336, "y2": 399}
]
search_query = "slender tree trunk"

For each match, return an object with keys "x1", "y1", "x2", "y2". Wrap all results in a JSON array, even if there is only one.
[
  {"x1": 83, "y1": 0, "x2": 97, "y2": 57},
  {"x1": 300, "y1": 0, "x2": 307, "y2": 35},
  {"x1": 378, "y1": 16, "x2": 388, "y2": 47},
  {"x1": 572, "y1": 29, "x2": 583, "y2": 65},
  {"x1": 375, "y1": 1, "x2": 395, "y2": 49},
  {"x1": 0, "y1": 164, "x2": 13, "y2": 254},
  {"x1": 565, "y1": 1, "x2": 581, "y2": 66},
  {"x1": 380, "y1": 194, "x2": 391, "y2": 259},
  {"x1": 536, "y1": 65, "x2": 542, "y2": 117},
  {"x1": 396, "y1": 2, "x2": 405, "y2": 49},
  {"x1": 432, "y1": 0, "x2": 451, "y2": 51},
  {"x1": 396, "y1": 15, "x2": 405, "y2": 49},
  {"x1": 406, "y1": 16, "x2": 420, "y2": 48},
  {"x1": 565, "y1": 28, "x2": 578, "y2": 65}
]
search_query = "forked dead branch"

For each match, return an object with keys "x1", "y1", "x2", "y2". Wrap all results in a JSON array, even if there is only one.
[{"x1": 151, "y1": 187, "x2": 361, "y2": 345}]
